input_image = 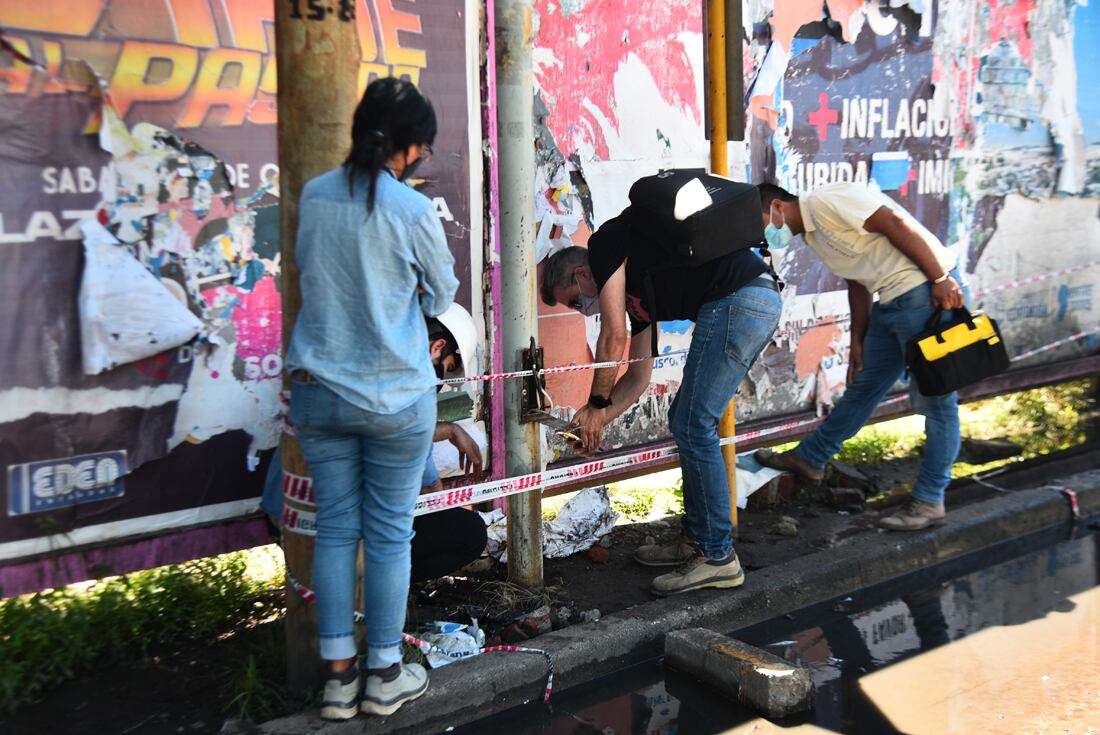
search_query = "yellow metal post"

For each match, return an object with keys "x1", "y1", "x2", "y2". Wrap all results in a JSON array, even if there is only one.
[{"x1": 706, "y1": 0, "x2": 738, "y2": 534}]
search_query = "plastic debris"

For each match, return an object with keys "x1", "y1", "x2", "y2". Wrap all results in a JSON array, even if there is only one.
[{"x1": 418, "y1": 620, "x2": 486, "y2": 668}]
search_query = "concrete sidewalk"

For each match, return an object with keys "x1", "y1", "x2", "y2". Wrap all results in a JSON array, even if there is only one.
[{"x1": 259, "y1": 468, "x2": 1100, "y2": 735}]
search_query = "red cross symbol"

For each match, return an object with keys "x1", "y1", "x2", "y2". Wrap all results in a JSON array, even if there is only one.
[
  {"x1": 899, "y1": 165, "x2": 918, "y2": 196},
  {"x1": 808, "y1": 93, "x2": 839, "y2": 141}
]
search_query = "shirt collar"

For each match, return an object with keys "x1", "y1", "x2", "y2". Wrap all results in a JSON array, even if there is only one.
[{"x1": 798, "y1": 196, "x2": 817, "y2": 234}]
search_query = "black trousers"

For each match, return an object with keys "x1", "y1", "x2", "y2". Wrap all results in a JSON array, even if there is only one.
[{"x1": 410, "y1": 508, "x2": 488, "y2": 582}]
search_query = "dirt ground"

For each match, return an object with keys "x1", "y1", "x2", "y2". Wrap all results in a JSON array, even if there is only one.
[
  {"x1": 1, "y1": 445, "x2": 1087, "y2": 735},
  {"x1": 0, "y1": 505, "x2": 881, "y2": 735}
]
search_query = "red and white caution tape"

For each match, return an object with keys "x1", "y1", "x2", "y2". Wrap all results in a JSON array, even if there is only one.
[
  {"x1": 284, "y1": 567, "x2": 556, "y2": 701},
  {"x1": 1010, "y1": 331, "x2": 1095, "y2": 362},
  {"x1": 280, "y1": 327, "x2": 1097, "y2": 525},
  {"x1": 401, "y1": 633, "x2": 554, "y2": 702},
  {"x1": 1059, "y1": 486, "x2": 1080, "y2": 522},
  {"x1": 280, "y1": 504, "x2": 317, "y2": 536},
  {"x1": 974, "y1": 259, "x2": 1100, "y2": 298}
]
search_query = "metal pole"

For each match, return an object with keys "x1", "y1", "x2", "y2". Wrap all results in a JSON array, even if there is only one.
[
  {"x1": 495, "y1": 0, "x2": 544, "y2": 589},
  {"x1": 274, "y1": 2, "x2": 360, "y2": 694},
  {"x1": 706, "y1": 0, "x2": 739, "y2": 534}
]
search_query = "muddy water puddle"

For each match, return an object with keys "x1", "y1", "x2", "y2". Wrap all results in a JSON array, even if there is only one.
[{"x1": 457, "y1": 521, "x2": 1100, "y2": 734}]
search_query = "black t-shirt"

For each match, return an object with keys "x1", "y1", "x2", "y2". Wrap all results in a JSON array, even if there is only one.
[{"x1": 587, "y1": 211, "x2": 768, "y2": 334}]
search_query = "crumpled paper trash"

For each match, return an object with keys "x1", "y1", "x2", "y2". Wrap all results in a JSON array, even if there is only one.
[
  {"x1": 419, "y1": 620, "x2": 485, "y2": 668},
  {"x1": 482, "y1": 486, "x2": 619, "y2": 562},
  {"x1": 735, "y1": 451, "x2": 784, "y2": 509}
]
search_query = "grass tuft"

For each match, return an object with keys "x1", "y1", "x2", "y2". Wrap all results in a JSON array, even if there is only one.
[{"x1": 0, "y1": 547, "x2": 285, "y2": 713}]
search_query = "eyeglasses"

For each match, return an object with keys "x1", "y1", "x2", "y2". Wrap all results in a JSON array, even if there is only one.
[{"x1": 567, "y1": 275, "x2": 583, "y2": 311}]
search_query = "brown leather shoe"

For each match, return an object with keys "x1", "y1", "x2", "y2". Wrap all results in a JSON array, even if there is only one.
[
  {"x1": 877, "y1": 497, "x2": 946, "y2": 531},
  {"x1": 754, "y1": 448, "x2": 825, "y2": 484},
  {"x1": 634, "y1": 537, "x2": 698, "y2": 567}
]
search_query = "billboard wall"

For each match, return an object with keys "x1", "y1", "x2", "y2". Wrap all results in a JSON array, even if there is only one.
[
  {"x1": 531, "y1": 0, "x2": 1100, "y2": 455},
  {"x1": 0, "y1": 0, "x2": 485, "y2": 581}
]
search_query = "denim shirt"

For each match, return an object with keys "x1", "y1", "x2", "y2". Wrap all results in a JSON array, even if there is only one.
[{"x1": 286, "y1": 168, "x2": 458, "y2": 414}]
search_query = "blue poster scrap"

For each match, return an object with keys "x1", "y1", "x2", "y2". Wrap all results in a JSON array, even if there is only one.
[{"x1": 8, "y1": 450, "x2": 127, "y2": 516}]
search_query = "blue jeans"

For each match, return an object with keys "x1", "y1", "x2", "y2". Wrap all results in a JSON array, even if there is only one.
[
  {"x1": 795, "y1": 269, "x2": 970, "y2": 504},
  {"x1": 289, "y1": 379, "x2": 435, "y2": 668},
  {"x1": 670, "y1": 282, "x2": 782, "y2": 559}
]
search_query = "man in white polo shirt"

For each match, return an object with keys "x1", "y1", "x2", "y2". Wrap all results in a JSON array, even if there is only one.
[{"x1": 754, "y1": 181, "x2": 968, "y2": 531}]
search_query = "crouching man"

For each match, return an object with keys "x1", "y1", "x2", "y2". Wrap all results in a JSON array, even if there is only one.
[
  {"x1": 263, "y1": 303, "x2": 488, "y2": 580},
  {"x1": 540, "y1": 212, "x2": 780, "y2": 597},
  {"x1": 753, "y1": 182, "x2": 969, "y2": 531}
]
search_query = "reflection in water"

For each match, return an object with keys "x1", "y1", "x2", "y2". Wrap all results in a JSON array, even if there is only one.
[
  {"x1": 860, "y1": 585, "x2": 1100, "y2": 734},
  {"x1": 457, "y1": 526, "x2": 1099, "y2": 735}
]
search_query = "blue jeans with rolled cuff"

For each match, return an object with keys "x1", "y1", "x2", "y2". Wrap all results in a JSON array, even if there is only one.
[{"x1": 289, "y1": 379, "x2": 435, "y2": 669}]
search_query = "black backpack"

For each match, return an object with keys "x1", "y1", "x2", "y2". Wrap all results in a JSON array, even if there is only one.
[
  {"x1": 625, "y1": 170, "x2": 771, "y2": 355},
  {"x1": 627, "y1": 169, "x2": 765, "y2": 266}
]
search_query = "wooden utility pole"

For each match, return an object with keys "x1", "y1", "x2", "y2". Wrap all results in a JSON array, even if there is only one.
[
  {"x1": 706, "y1": 0, "x2": 744, "y2": 534},
  {"x1": 274, "y1": 1, "x2": 360, "y2": 694}
]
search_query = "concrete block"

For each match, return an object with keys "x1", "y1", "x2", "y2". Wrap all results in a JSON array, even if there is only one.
[
  {"x1": 825, "y1": 460, "x2": 874, "y2": 491},
  {"x1": 664, "y1": 628, "x2": 814, "y2": 718}
]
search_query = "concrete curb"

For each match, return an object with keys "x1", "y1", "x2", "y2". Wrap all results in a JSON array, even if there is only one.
[{"x1": 259, "y1": 469, "x2": 1100, "y2": 735}]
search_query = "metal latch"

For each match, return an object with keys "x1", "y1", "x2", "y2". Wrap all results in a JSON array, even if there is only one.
[{"x1": 519, "y1": 338, "x2": 546, "y2": 420}]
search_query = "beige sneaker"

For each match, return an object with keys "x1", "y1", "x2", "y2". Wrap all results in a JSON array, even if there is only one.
[
  {"x1": 754, "y1": 449, "x2": 825, "y2": 484},
  {"x1": 360, "y1": 662, "x2": 428, "y2": 716},
  {"x1": 877, "y1": 497, "x2": 945, "y2": 531},
  {"x1": 634, "y1": 537, "x2": 697, "y2": 567},
  {"x1": 651, "y1": 550, "x2": 745, "y2": 597}
]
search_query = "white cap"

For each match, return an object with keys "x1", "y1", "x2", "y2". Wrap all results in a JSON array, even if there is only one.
[{"x1": 435, "y1": 302, "x2": 482, "y2": 380}]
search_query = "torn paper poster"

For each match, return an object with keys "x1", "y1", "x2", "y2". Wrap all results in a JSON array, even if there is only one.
[
  {"x1": 419, "y1": 620, "x2": 486, "y2": 668},
  {"x1": 484, "y1": 486, "x2": 619, "y2": 562},
  {"x1": 79, "y1": 220, "x2": 202, "y2": 375},
  {"x1": 734, "y1": 452, "x2": 784, "y2": 510}
]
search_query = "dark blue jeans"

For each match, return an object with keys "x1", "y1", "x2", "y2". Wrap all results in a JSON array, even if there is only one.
[
  {"x1": 670, "y1": 282, "x2": 782, "y2": 559},
  {"x1": 795, "y1": 269, "x2": 971, "y2": 504}
]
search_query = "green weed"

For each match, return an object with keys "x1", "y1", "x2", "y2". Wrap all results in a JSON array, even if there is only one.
[
  {"x1": 609, "y1": 481, "x2": 684, "y2": 520},
  {"x1": 0, "y1": 549, "x2": 284, "y2": 713},
  {"x1": 224, "y1": 653, "x2": 285, "y2": 723}
]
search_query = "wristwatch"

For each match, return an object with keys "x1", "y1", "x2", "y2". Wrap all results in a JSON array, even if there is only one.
[
  {"x1": 587, "y1": 393, "x2": 613, "y2": 409},
  {"x1": 932, "y1": 272, "x2": 951, "y2": 284}
]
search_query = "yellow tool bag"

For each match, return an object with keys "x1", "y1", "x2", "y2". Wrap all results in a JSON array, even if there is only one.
[{"x1": 905, "y1": 307, "x2": 1010, "y2": 396}]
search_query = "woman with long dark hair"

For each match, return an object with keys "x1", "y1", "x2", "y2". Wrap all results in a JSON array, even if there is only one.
[{"x1": 285, "y1": 77, "x2": 457, "y2": 720}]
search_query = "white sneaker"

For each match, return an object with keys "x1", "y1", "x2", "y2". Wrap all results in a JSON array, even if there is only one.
[
  {"x1": 360, "y1": 662, "x2": 429, "y2": 716},
  {"x1": 319, "y1": 668, "x2": 360, "y2": 721}
]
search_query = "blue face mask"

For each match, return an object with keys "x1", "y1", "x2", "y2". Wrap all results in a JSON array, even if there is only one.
[{"x1": 764, "y1": 222, "x2": 794, "y2": 250}]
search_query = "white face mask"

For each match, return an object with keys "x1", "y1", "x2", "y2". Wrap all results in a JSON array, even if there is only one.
[
  {"x1": 571, "y1": 275, "x2": 601, "y2": 316},
  {"x1": 578, "y1": 292, "x2": 601, "y2": 317}
]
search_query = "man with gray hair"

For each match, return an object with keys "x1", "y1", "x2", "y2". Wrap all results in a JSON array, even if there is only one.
[{"x1": 541, "y1": 209, "x2": 781, "y2": 597}]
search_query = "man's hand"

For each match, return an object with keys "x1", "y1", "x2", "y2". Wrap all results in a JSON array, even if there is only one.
[
  {"x1": 441, "y1": 423, "x2": 483, "y2": 476},
  {"x1": 570, "y1": 405, "x2": 607, "y2": 456},
  {"x1": 931, "y1": 276, "x2": 964, "y2": 311},
  {"x1": 847, "y1": 338, "x2": 864, "y2": 386}
]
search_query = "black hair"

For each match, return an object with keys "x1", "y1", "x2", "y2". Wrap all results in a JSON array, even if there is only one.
[
  {"x1": 344, "y1": 77, "x2": 438, "y2": 211},
  {"x1": 540, "y1": 246, "x2": 590, "y2": 306},
  {"x1": 426, "y1": 317, "x2": 461, "y2": 369},
  {"x1": 757, "y1": 182, "x2": 797, "y2": 212}
]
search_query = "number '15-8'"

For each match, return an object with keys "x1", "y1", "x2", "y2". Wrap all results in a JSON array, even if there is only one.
[{"x1": 289, "y1": 0, "x2": 355, "y2": 22}]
